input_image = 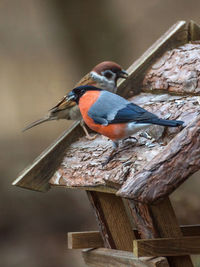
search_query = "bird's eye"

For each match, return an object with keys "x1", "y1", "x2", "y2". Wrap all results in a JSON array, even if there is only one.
[{"x1": 103, "y1": 70, "x2": 113, "y2": 79}]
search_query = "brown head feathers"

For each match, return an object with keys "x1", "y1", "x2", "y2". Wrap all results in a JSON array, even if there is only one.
[{"x1": 92, "y1": 61, "x2": 122, "y2": 75}]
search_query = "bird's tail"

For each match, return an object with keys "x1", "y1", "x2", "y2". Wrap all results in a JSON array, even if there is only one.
[
  {"x1": 151, "y1": 118, "x2": 184, "y2": 127},
  {"x1": 22, "y1": 116, "x2": 51, "y2": 132}
]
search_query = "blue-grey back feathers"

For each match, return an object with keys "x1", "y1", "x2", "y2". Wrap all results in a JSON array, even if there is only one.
[
  {"x1": 88, "y1": 91, "x2": 129, "y2": 123},
  {"x1": 88, "y1": 90, "x2": 184, "y2": 127}
]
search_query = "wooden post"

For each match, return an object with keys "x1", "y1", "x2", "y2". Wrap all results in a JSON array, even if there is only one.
[
  {"x1": 87, "y1": 191, "x2": 136, "y2": 251},
  {"x1": 127, "y1": 197, "x2": 193, "y2": 267},
  {"x1": 188, "y1": 20, "x2": 200, "y2": 41},
  {"x1": 133, "y1": 237, "x2": 200, "y2": 257}
]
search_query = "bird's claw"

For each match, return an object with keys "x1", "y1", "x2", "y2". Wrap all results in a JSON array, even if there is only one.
[
  {"x1": 85, "y1": 134, "x2": 97, "y2": 140},
  {"x1": 101, "y1": 157, "x2": 111, "y2": 167},
  {"x1": 101, "y1": 150, "x2": 117, "y2": 167},
  {"x1": 81, "y1": 122, "x2": 97, "y2": 140},
  {"x1": 122, "y1": 136, "x2": 138, "y2": 143}
]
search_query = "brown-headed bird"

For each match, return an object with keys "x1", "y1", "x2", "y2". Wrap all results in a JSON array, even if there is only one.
[{"x1": 23, "y1": 61, "x2": 128, "y2": 139}]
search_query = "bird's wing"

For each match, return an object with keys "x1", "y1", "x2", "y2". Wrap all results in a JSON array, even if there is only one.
[
  {"x1": 50, "y1": 71, "x2": 96, "y2": 114},
  {"x1": 49, "y1": 96, "x2": 76, "y2": 113},
  {"x1": 88, "y1": 91, "x2": 158, "y2": 125},
  {"x1": 90, "y1": 116, "x2": 109, "y2": 125},
  {"x1": 50, "y1": 72, "x2": 95, "y2": 113},
  {"x1": 75, "y1": 72, "x2": 95, "y2": 87},
  {"x1": 108, "y1": 103, "x2": 158, "y2": 124}
]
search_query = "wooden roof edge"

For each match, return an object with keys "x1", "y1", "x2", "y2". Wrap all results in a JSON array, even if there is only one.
[
  {"x1": 12, "y1": 121, "x2": 83, "y2": 192},
  {"x1": 117, "y1": 20, "x2": 188, "y2": 98},
  {"x1": 50, "y1": 184, "x2": 117, "y2": 194},
  {"x1": 117, "y1": 115, "x2": 200, "y2": 203},
  {"x1": 188, "y1": 20, "x2": 200, "y2": 41}
]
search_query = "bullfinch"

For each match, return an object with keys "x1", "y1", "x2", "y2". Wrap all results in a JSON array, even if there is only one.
[
  {"x1": 23, "y1": 61, "x2": 128, "y2": 139},
  {"x1": 67, "y1": 85, "x2": 184, "y2": 165}
]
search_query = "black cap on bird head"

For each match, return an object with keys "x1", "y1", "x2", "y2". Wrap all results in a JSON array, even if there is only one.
[{"x1": 67, "y1": 85, "x2": 102, "y2": 104}]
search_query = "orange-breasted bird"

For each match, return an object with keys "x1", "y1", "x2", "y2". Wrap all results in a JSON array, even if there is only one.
[
  {"x1": 67, "y1": 85, "x2": 184, "y2": 165},
  {"x1": 23, "y1": 61, "x2": 128, "y2": 139}
]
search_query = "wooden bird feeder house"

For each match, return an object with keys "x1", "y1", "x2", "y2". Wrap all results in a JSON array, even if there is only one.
[{"x1": 13, "y1": 21, "x2": 200, "y2": 266}]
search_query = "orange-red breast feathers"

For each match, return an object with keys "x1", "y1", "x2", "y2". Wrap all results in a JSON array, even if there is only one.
[{"x1": 79, "y1": 90, "x2": 126, "y2": 141}]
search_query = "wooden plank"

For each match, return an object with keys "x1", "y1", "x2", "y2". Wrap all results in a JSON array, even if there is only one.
[
  {"x1": 133, "y1": 236, "x2": 200, "y2": 257},
  {"x1": 12, "y1": 121, "x2": 83, "y2": 192},
  {"x1": 82, "y1": 248, "x2": 169, "y2": 267},
  {"x1": 149, "y1": 198, "x2": 193, "y2": 266},
  {"x1": 127, "y1": 198, "x2": 193, "y2": 267},
  {"x1": 67, "y1": 225, "x2": 200, "y2": 249},
  {"x1": 118, "y1": 115, "x2": 200, "y2": 204},
  {"x1": 87, "y1": 192, "x2": 136, "y2": 251},
  {"x1": 188, "y1": 20, "x2": 200, "y2": 41},
  {"x1": 181, "y1": 224, "x2": 200, "y2": 237},
  {"x1": 68, "y1": 231, "x2": 104, "y2": 249},
  {"x1": 87, "y1": 192, "x2": 115, "y2": 249},
  {"x1": 117, "y1": 21, "x2": 187, "y2": 98}
]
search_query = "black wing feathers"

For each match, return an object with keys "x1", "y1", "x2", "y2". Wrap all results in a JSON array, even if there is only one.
[
  {"x1": 109, "y1": 103, "x2": 157, "y2": 124},
  {"x1": 108, "y1": 103, "x2": 184, "y2": 126}
]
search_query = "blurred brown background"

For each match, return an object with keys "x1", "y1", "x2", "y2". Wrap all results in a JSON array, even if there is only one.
[{"x1": 1, "y1": 1, "x2": 200, "y2": 266}]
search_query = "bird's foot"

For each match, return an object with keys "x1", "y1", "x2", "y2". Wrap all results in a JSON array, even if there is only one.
[
  {"x1": 139, "y1": 131, "x2": 152, "y2": 140},
  {"x1": 101, "y1": 148, "x2": 118, "y2": 167},
  {"x1": 101, "y1": 158, "x2": 110, "y2": 167},
  {"x1": 122, "y1": 136, "x2": 138, "y2": 144},
  {"x1": 85, "y1": 133, "x2": 97, "y2": 140},
  {"x1": 122, "y1": 136, "x2": 138, "y2": 150},
  {"x1": 81, "y1": 121, "x2": 97, "y2": 140},
  {"x1": 102, "y1": 156, "x2": 113, "y2": 167}
]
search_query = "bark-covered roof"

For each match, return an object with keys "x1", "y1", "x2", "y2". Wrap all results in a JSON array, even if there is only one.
[{"x1": 50, "y1": 92, "x2": 200, "y2": 202}]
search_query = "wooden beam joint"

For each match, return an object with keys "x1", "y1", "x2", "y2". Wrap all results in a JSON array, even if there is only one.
[
  {"x1": 68, "y1": 225, "x2": 200, "y2": 249},
  {"x1": 133, "y1": 236, "x2": 200, "y2": 257},
  {"x1": 68, "y1": 231, "x2": 104, "y2": 249}
]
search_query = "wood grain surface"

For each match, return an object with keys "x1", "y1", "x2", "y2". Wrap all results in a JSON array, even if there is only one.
[{"x1": 82, "y1": 248, "x2": 169, "y2": 267}]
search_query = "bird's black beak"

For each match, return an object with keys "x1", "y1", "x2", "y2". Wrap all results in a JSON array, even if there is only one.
[
  {"x1": 66, "y1": 91, "x2": 76, "y2": 102},
  {"x1": 118, "y1": 70, "x2": 129, "y2": 79}
]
